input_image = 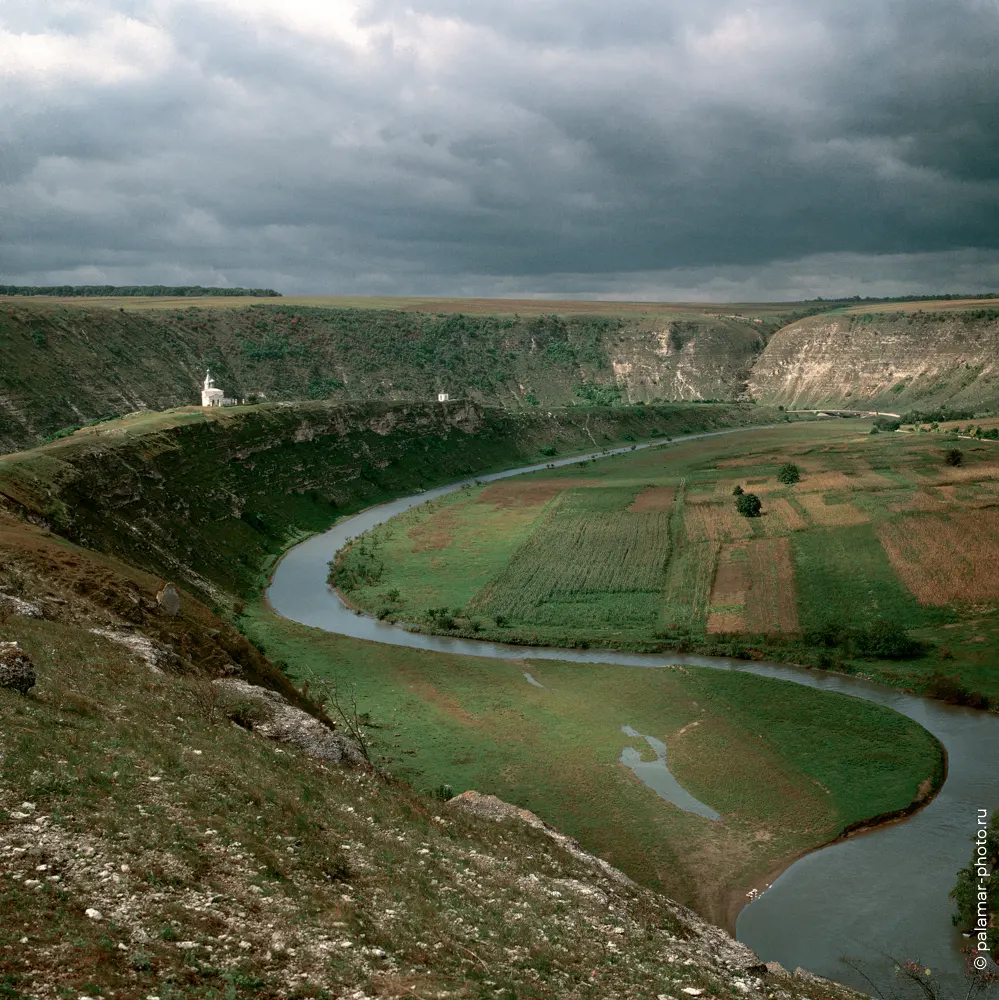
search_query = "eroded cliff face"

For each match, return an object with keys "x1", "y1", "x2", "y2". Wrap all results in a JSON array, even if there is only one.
[
  {"x1": 750, "y1": 310, "x2": 999, "y2": 411},
  {"x1": 603, "y1": 318, "x2": 766, "y2": 402}
]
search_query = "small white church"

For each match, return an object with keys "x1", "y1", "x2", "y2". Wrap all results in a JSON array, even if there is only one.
[{"x1": 200, "y1": 370, "x2": 242, "y2": 407}]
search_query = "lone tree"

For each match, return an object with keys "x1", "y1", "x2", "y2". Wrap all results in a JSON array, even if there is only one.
[
  {"x1": 735, "y1": 492, "x2": 762, "y2": 517},
  {"x1": 777, "y1": 462, "x2": 801, "y2": 485},
  {"x1": 944, "y1": 448, "x2": 964, "y2": 467}
]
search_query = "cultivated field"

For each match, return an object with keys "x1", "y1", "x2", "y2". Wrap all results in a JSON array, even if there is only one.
[
  {"x1": 335, "y1": 419, "x2": 999, "y2": 705},
  {"x1": 0, "y1": 293, "x2": 838, "y2": 320}
]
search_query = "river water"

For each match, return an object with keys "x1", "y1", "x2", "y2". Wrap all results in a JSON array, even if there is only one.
[{"x1": 266, "y1": 432, "x2": 999, "y2": 994}]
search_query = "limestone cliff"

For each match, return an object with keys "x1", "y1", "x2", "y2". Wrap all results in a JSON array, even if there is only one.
[{"x1": 750, "y1": 308, "x2": 999, "y2": 411}]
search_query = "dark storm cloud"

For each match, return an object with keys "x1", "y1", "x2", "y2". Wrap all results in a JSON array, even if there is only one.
[{"x1": 2, "y1": 0, "x2": 998, "y2": 297}]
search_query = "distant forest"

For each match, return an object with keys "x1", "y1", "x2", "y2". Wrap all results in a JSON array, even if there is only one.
[
  {"x1": 817, "y1": 292, "x2": 999, "y2": 302},
  {"x1": 0, "y1": 285, "x2": 282, "y2": 297}
]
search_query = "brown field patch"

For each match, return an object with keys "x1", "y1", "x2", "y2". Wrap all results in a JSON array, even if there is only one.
[
  {"x1": 407, "y1": 506, "x2": 463, "y2": 552},
  {"x1": 745, "y1": 537, "x2": 799, "y2": 633},
  {"x1": 909, "y1": 461, "x2": 999, "y2": 487},
  {"x1": 931, "y1": 463, "x2": 999, "y2": 485},
  {"x1": 795, "y1": 470, "x2": 893, "y2": 493},
  {"x1": 878, "y1": 510, "x2": 999, "y2": 605},
  {"x1": 797, "y1": 493, "x2": 870, "y2": 526},
  {"x1": 705, "y1": 611, "x2": 747, "y2": 633},
  {"x1": 685, "y1": 502, "x2": 754, "y2": 544},
  {"x1": 477, "y1": 477, "x2": 597, "y2": 509},
  {"x1": 889, "y1": 488, "x2": 947, "y2": 513},
  {"x1": 706, "y1": 543, "x2": 749, "y2": 634},
  {"x1": 629, "y1": 485, "x2": 676, "y2": 512},
  {"x1": 758, "y1": 497, "x2": 808, "y2": 534},
  {"x1": 715, "y1": 455, "x2": 774, "y2": 469}
]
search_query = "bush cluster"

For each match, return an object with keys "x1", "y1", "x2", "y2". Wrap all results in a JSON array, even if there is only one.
[
  {"x1": 735, "y1": 492, "x2": 762, "y2": 517},
  {"x1": 806, "y1": 618, "x2": 923, "y2": 660},
  {"x1": 777, "y1": 462, "x2": 800, "y2": 485}
]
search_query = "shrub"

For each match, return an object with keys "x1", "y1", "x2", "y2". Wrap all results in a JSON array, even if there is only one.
[
  {"x1": 735, "y1": 493, "x2": 762, "y2": 517},
  {"x1": 806, "y1": 621, "x2": 846, "y2": 648},
  {"x1": 777, "y1": 462, "x2": 801, "y2": 485},
  {"x1": 732, "y1": 484, "x2": 744, "y2": 496},
  {"x1": 944, "y1": 448, "x2": 963, "y2": 467},
  {"x1": 433, "y1": 783, "x2": 454, "y2": 802},
  {"x1": 924, "y1": 671, "x2": 990, "y2": 709},
  {"x1": 852, "y1": 618, "x2": 922, "y2": 660}
]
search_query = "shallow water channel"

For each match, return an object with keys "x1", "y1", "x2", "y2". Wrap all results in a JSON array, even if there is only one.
[
  {"x1": 619, "y1": 725, "x2": 721, "y2": 821},
  {"x1": 267, "y1": 432, "x2": 999, "y2": 994}
]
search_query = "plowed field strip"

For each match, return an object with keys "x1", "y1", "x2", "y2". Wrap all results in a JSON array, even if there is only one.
[{"x1": 878, "y1": 510, "x2": 999, "y2": 605}]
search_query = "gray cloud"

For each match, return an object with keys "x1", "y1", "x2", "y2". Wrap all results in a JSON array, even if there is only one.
[{"x1": 2, "y1": 0, "x2": 998, "y2": 297}]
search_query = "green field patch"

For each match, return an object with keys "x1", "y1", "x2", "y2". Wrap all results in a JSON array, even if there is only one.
[
  {"x1": 680, "y1": 670, "x2": 942, "y2": 824},
  {"x1": 337, "y1": 488, "x2": 551, "y2": 613},
  {"x1": 558, "y1": 483, "x2": 647, "y2": 512},
  {"x1": 660, "y1": 491, "x2": 716, "y2": 633},
  {"x1": 477, "y1": 489, "x2": 672, "y2": 628},
  {"x1": 792, "y1": 523, "x2": 931, "y2": 631}
]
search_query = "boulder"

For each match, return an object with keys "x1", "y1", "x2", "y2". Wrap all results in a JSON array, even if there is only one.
[
  {"x1": 0, "y1": 642, "x2": 36, "y2": 694},
  {"x1": 156, "y1": 582, "x2": 180, "y2": 616}
]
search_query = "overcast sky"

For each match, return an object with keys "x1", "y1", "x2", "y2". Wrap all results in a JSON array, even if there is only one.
[{"x1": 3, "y1": 0, "x2": 998, "y2": 300}]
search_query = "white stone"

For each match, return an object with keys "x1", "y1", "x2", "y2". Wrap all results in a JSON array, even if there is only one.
[
  {"x1": 155, "y1": 583, "x2": 180, "y2": 616},
  {"x1": 85, "y1": 908, "x2": 103, "y2": 920}
]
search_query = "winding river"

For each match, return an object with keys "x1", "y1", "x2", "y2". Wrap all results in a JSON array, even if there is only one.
[{"x1": 267, "y1": 430, "x2": 999, "y2": 994}]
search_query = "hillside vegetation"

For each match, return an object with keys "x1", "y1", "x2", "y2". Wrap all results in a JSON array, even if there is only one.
[
  {"x1": 0, "y1": 399, "x2": 779, "y2": 604},
  {"x1": 0, "y1": 300, "x2": 801, "y2": 452},
  {"x1": 4, "y1": 297, "x2": 999, "y2": 454}
]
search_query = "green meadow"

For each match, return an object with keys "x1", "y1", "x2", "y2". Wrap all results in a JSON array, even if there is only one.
[{"x1": 243, "y1": 604, "x2": 943, "y2": 928}]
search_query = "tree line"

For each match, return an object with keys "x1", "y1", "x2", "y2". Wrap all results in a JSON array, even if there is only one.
[{"x1": 0, "y1": 285, "x2": 281, "y2": 297}]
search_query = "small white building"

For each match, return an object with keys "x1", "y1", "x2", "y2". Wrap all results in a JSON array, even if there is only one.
[
  {"x1": 437, "y1": 392, "x2": 450, "y2": 402},
  {"x1": 201, "y1": 370, "x2": 225, "y2": 407}
]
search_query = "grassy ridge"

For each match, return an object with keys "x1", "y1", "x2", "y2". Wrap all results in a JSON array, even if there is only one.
[{"x1": 0, "y1": 400, "x2": 782, "y2": 605}]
